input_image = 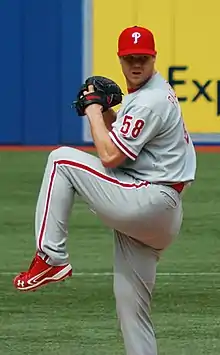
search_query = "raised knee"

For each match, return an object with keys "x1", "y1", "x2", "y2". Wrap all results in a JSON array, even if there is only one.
[{"x1": 48, "y1": 146, "x2": 71, "y2": 162}]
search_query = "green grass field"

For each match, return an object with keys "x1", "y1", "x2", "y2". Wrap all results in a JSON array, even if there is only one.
[{"x1": 0, "y1": 151, "x2": 219, "y2": 355}]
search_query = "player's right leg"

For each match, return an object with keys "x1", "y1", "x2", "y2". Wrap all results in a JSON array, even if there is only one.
[{"x1": 113, "y1": 231, "x2": 159, "y2": 355}]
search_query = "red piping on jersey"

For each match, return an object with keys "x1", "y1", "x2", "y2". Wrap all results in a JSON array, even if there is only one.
[
  {"x1": 127, "y1": 87, "x2": 140, "y2": 93},
  {"x1": 109, "y1": 129, "x2": 137, "y2": 160}
]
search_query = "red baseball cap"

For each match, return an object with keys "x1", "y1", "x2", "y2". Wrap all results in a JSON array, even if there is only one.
[{"x1": 117, "y1": 26, "x2": 157, "y2": 57}]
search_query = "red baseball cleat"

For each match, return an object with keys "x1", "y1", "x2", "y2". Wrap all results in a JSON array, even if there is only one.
[{"x1": 13, "y1": 254, "x2": 72, "y2": 292}]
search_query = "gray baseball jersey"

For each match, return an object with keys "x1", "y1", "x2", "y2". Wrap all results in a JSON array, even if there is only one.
[{"x1": 109, "y1": 72, "x2": 196, "y2": 182}]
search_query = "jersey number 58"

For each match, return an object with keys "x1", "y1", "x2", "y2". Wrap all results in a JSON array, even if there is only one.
[{"x1": 120, "y1": 115, "x2": 145, "y2": 138}]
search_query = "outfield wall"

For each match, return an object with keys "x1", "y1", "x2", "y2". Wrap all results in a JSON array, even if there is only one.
[
  {"x1": 0, "y1": 0, "x2": 219, "y2": 146},
  {"x1": 0, "y1": 0, "x2": 84, "y2": 145}
]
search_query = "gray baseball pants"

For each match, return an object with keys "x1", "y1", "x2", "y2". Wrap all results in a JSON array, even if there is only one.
[{"x1": 35, "y1": 146, "x2": 183, "y2": 355}]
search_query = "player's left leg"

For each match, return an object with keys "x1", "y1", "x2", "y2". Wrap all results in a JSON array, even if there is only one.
[
  {"x1": 113, "y1": 230, "x2": 160, "y2": 355},
  {"x1": 13, "y1": 146, "x2": 183, "y2": 292},
  {"x1": 13, "y1": 146, "x2": 154, "y2": 292}
]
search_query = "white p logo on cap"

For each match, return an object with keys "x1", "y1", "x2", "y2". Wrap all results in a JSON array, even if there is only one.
[{"x1": 132, "y1": 32, "x2": 141, "y2": 44}]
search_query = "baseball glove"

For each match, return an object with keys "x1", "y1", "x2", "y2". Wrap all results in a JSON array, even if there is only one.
[{"x1": 72, "y1": 76, "x2": 123, "y2": 116}]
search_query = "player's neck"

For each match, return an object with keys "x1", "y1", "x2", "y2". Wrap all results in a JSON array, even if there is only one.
[{"x1": 127, "y1": 70, "x2": 157, "y2": 94}]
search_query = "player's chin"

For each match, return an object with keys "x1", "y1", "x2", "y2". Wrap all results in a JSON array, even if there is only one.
[{"x1": 129, "y1": 75, "x2": 146, "y2": 88}]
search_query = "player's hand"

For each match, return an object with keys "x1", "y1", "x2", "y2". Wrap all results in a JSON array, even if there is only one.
[
  {"x1": 72, "y1": 76, "x2": 123, "y2": 117},
  {"x1": 83, "y1": 85, "x2": 103, "y2": 116}
]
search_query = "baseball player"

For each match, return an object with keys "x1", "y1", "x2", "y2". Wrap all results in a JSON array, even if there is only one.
[{"x1": 13, "y1": 26, "x2": 196, "y2": 355}]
